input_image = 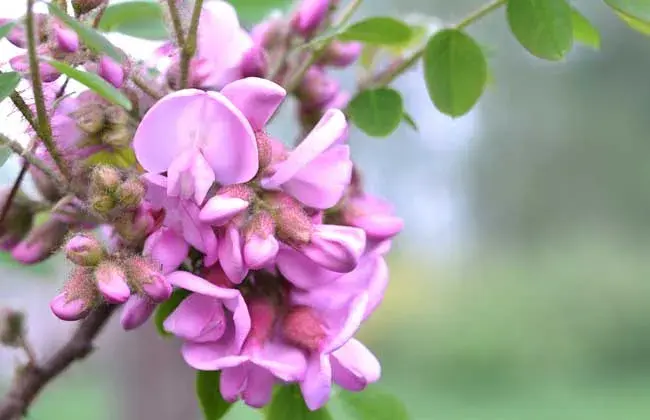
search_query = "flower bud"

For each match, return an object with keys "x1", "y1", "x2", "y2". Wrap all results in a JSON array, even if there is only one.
[
  {"x1": 244, "y1": 211, "x2": 278, "y2": 269},
  {"x1": 104, "y1": 104, "x2": 129, "y2": 126},
  {"x1": 11, "y1": 218, "x2": 69, "y2": 265},
  {"x1": 98, "y1": 56, "x2": 125, "y2": 88},
  {"x1": 52, "y1": 20, "x2": 79, "y2": 53},
  {"x1": 271, "y1": 194, "x2": 313, "y2": 244},
  {"x1": 95, "y1": 261, "x2": 131, "y2": 303},
  {"x1": 299, "y1": 225, "x2": 365, "y2": 273},
  {"x1": 126, "y1": 257, "x2": 172, "y2": 302},
  {"x1": 292, "y1": 0, "x2": 332, "y2": 37},
  {"x1": 101, "y1": 125, "x2": 132, "y2": 148},
  {"x1": 120, "y1": 295, "x2": 157, "y2": 330},
  {"x1": 240, "y1": 46, "x2": 267, "y2": 79},
  {"x1": 72, "y1": 0, "x2": 106, "y2": 15},
  {"x1": 297, "y1": 67, "x2": 339, "y2": 111},
  {"x1": 282, "y1": 306, "x2": 325, "y2": 352},
  {"x1": 247, "y1": 297, "x2": 277, "y2": 345},
  {"x1": 0, "y1": 308, "x2": 25, "y2": 347},
  {"x1": 72, "y1": 103, "x2": 106, "y2": 134},
  {"x1": 64, "y1": 234, "x2": 105, "y2": 266},
  {"x1": 115, "y1": 178, "x2": 145, "y2": 209},
  {"x1": 51, "y1": 267, "x2": 97, "y2": 321},
  {"x1": 90, "y1": 194, "x2": 115, "y2": 215},
  {"x1": 255, "y1": 131, "x2": 273, "y2": 170},
  {"x1": 319, "y1": 41, "x2": 362, "y2": 67},
  {"x1": 50, "y1": 293, "x2": 91, "y2": 321},
  {"x1": 199, "y1": 186, "x2": 252, "y2": 226},
  {"x1": 2, "y1": 14, "x2": 47, "y2": 49},
  {"x1": 91, "y1": 165, "x2": 122, "y2": 193},
  {"x1": 0, "y1": 189, "x2": 35, "y2": 248}
]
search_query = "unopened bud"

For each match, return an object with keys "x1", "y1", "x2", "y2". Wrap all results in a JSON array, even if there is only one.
[
  {"x1": 64, "y1": 234, "x2": 104, "y2": 266},
  {"x1": 125, "y1": 257, "x2": 172, "y2": 302},
  {"x1": 52, "y1": 20, "x2": 79, "y2": 53},
  {"x1": 95, "y1": 261, "x2": 131, "y2": 303},
  {"x1": 98, "y1": 56, "x2": 126, "y2": 89},
  {"x1": 72, "y1": 0, "x2": 106, "y2": 15},
  {"x1": 244, "y1": 211, "x2": 278, "y2": 269},
  {"x1": 73, "y1": 103, "x2": 105, "y2": 134},
  {"x1": 270, "y1": 194, "x2": 313, "y2": 244},
  {"x1": 101, "y1": 125, "x2": 132, "y2": 148},
  {"x1": 90, "y1": 194, "x2": 115, "y2": 215},
  {"x1": 292, "y1": 0, "x2": 332, "y2": 36},
  {"x1": 0, "y1": 308, "x2": 25, "y2": 347},
  {"x1": 115, "y1": 178, "x2": 145, "y2": 209},
  {"x1": 282, "y1": 306, "x2": 325, "y2": 352},
  {"x1": 240, "y1": 46, "x2": 267, "y2": 78},
  {"x1": 91, "y1": 165, "x2": 122, "y2": 192},
  {"x1": 104, "y1": 104, "x2": 129, "y2": 126},
  {"x1": 52, "y1": 267, "x2": 97, "y2": 321},
  {"x1": 255, "y1": 131, "x2": 273, "y2": 169},
  {"x1": 319, "y1": 41, "x2": 362, "y2": 67},
  {"x1": 11, "y1": 218, "x2": 68, "y2": 265}
]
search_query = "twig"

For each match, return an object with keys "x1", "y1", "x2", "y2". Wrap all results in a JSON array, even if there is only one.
[
  {"x1": 0, "y1": 134, "x2": 68, "y2": 193},
  {"x1": 25, "y1": 0, "x2": 69, "y2": 180},
  {"x1": 0, "y1": 163, "x2": 29, "y2": 225},
  {"x1": 0, "y1": 305, "x2": 117, "y2": 420},
  {"x1": 91, "y1": 2, "x2": 108, "y2": 28},
  {"x1": 166, "y1": 0, "x2": 186, "y2": 47},
  {"x1": 131, "y1": 71, "x2": 164, "y2": 100},
  {"x1": 179, "y1": 0, "x2": 204, "y2": 89}
]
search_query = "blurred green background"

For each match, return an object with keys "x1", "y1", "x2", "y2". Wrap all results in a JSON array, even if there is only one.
[{"x1": 3, "y1": 0, "x2": 650, "y2": 419}]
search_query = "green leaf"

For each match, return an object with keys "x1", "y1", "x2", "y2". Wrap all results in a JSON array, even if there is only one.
[
  {"x1": 402, "y1": 113, "x2": 418, "y2": 132},
  {"x1": 0, "y1": 20, "x2": 16, "y2": 41},
  {"x1": 338, "y1": 17, "x2": 413, "y2": 45},
  {"x1": 228, "y1": 0, "x2": 294, "y2": 22},
  {"x1": 571, "y1": 8, "x2": 600, "y2": 49},
  {"x1": 47, "y1": 60, "x2": 132, "y2": 110},
  {"x1": 0, "y1": 145, "x2": 10, "y2": 168},
  {"x1": 266, "y1": 384, "x2": 332, "y2": 420},
  {"x1": 47, "y1": 3, "x2": 124, "y2": 63},
  {"x1": 0, "y1": 72, "x2": 21, "y2": 104},
  {"x1": 612, "y1": 9, "x2": 650, "y2": 35},
  {"x1": 196, "y1": 371, "x2": 233, "y2": 420},
  {"x1": 337, "y1": 386, "x2": 409, "y2": 420},
  {"x1": 99, "y1": 1, "x2": 168, "y2": 41},
  {"x1": 605, "y1": 0, "x2": 650, "y2": 23},
  {"x1": 423, "y1": 29, "x2": 487, "y2": 117},
  {"x1": 347, "y1": 88, "x2": 404, "y2": 137},
  {"x1": 506, "y1": 0, "x2": 573, "y2": 60},
  {"x1": 154, "y1": 288, "x2": 190, "y2": 337}
]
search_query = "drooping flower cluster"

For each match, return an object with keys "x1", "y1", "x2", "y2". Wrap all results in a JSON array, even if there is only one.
[{"x1": 112, "y1": 75, "x2": 402, "y2": 409}]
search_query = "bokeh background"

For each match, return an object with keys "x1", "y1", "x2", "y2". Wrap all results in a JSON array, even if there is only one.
[{"x1": 3, "y1": 0, "x2": 650, "y2": 419}]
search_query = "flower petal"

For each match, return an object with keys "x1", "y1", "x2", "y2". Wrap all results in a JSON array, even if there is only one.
[
  {"x1": 242, "y1": 365, "x2": 276, "y2": 408},
  {"x1": 220, "y1": 78, "x2": 286, "y2": 130},
  {"x1": 331, "y1": 338, "x2": 381, "y2": 391},
  {"x1": 182, "y1": 341, "x2": 248, "y2": 371},
  {"x1": 218, "y1": 224, "x2": 247, "y2": 284},
  {"x1": 167, "y1": 271, "x2": 240, "y2": 300},
  {"x1": 164, "y1": 293, "x2": 227, "y2": 342},
  {"x1": 299, "y1": 354, "x2": 332, "y2": 411},
  {"x1": 144, "y1": 227, "x2": 189, "y2": 274}
]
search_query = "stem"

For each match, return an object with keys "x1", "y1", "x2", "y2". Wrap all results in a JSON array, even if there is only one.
[
  {"x1": 179, "y1": 0, "x2": 204, "y2": 89},
  {"x1": 0, "y1": 134, "x2": 68, "y2": 193},
  {"x1": 91, "y1": 2, "x2": 108, "y2": 28},
  {"x1": 8, "y1": 93, "x2": 37, "y2": 135},
  {"x1": 0, "y1": 163, "x2": 29, "y2": 225},
  {"x1": 25, "y1": 0, "x2": 69, "y2": 180},
  {"x1": 362, "y1": 0, "x2": 506, "y2": 89},
  {"x1": 0, "y1": 305, "x2": 117, "y2": 420},
  {"x1": 131, "y1": 71, "x2": 164, "y2": 100},
  {"x1": 166, "y1": 0, "x2": 186, "y2": 47},
  {"x1": 333, "y1": 0, "x2": 363, "y2": 27}
]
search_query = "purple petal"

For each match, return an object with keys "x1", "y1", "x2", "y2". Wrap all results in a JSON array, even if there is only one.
[
  {"x1": 276, "y1": 246, "x2": 340, "y2": 289},
  {"x1": 221, "y1": 364, "x2": 249, "y2": 403},
  {"x1": 167, "y1": 271, "x2": 240, "y2": 300},
  {"x1": 243, "y1": 234, "x2": 279, "y2": 270},
  {"x1": 199, "y1": 195, "x2": 249, "y2": 226},
  {"x1": 325, "y1": 293, "x2": 368, "y2": 353},
  {"x1": 120, "y1": 295, "x2": 157, "y2": 330},
  {"x1": 220, "y1": 77, "x2": 286, "y2": 130},
  {"x1": 251, "y1": 338, "x2": 308, "y2": 382},
  {"x1": 50, "y1": 293, "x2": 90, "y2": 321},
  {"x1": 164, "y1": 293, "x2": 227, "y2": 343},
  {"x1": 299, "y1": 354, "x2": 333, "y2": 411},
  {"x1": 242, "y1": 365, "x2": 276, "y2": 408},
  {"x1": 218, "y1": 224, "x2": 247, "y2": 284},
  {"x1": 331, "y1": 339, "x2": 381, "y2": 391},
  {"x1": 144, "y1": 227, "x2": 189, "y2": 274},
  {"x1": 182, "y1": 341, "x2": 248, "y2": 371}
]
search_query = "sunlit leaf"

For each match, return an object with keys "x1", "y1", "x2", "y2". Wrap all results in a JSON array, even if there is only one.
[
  {"x1": 347, "y1": 88, "x2": 404, "y2": 137},
  {"x1": 337, "y1": 386, "x2": 409, "y2": 420},
  {"x1": 423, "y1": 29, "x2": 487, "y2": 117},
  {"x1": 0, "y1": 72, "x2": 21, "y2": 104},
  {"x1": 571, "y1": 8, "x2": 600, "y2": 49},
  {"x1": 506, "y1": 0, "x2": 573, "y2": 60},
  {"x1": 196, "y1": 371, "x2": 233, "y2": 420},
  {"x1": 338, "y1": 17, "x2": 413, "y2": 45},
  {"x1": 266, "y1": 384, "x2": 332, "y2": 419},
  {"x1": 99, "y1": 1, "x2": 168, "y2": 40},
  {"x1": 154, "y1": 288, "x2": 190, "y2": 337},
  {"x1": 605, "y1": 0, "x2": 650, "y2": 23},
  {"x1": 47, "y1": 2, "x2": 124, "y2": 62},
  {"x1": 47, "y1": 60, "x2": 132, "y2": 110}
]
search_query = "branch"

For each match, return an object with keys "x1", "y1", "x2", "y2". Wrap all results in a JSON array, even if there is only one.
[
  {"x1": 25, "y1": 0, "x2": 69, "y2": 180},
  {"x1": 0, "y1": 305, "x2": 117, "y2": 420},
  {"x1": 131, "y1": 71, "x2": 164, "y2": 100},
  {"x1": 179, "y1": 0, "x2": 204, "y2": 89},
  {"x1": 166, "y1": 0, "x2": 186, "y2": 47}
]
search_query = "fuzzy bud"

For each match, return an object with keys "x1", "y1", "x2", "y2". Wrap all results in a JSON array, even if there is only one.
[
  {"x1": 255, "y1": 131, "x2": 273, "y2": 170},
  {"x1": 101, "y1": 126, "x2": 132, "y2": 149},
  {"x1": 282, "y1": 306, "x2": 325, "y2": 352},
  {"x1": 72, "y1": 0, "x2": 106, "y2": 15},
  {"x1": 52, "y1": 20, "x2": 79, "y2": 53},
  {"x1": 115, "y1": 178, "x2": 145, "y2": 209},
  {"x1": 91, "y1": 165, "x2": 122, "y2": 193},
  {"x1": 73, "y1": 103, "x2": 106, "y2": 134},
  {"x1": 51, "y1": 267, "x2": 97, "y2": 321},
  {"x1": 0, "y1": 308, "x2": 25, "y2": 347},
  {"x1": 11, "y1": 218, "x2": 69, "y2": 265},
  {"x1": 244, "y1": 211, "x2": 278, "y2": 269},
  {"x1": 95, "y1": 261, "x2": 131, "y2": 303},
  {"x1": 90, "y1": 194, "x2": 115, "y2": 215},
  {"x1": 247, "y1": 298, "x2": 277, "y2": 345},
  {"x1": 64, "y1": 234, "x2": 105, "y2": 266},
  {"x1": 104, "y1": 105, "x2": 129, "y2": 126},
  {"x1": 271, "y1": 194, "x2": 313, "y2": 244},
  {"x1": 126, "y1": 257, "x2": 172, "y2": 302}
]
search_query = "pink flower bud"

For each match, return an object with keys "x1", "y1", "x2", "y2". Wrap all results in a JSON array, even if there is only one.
[
  {"x1": 64, "y1": 234, "x2": 105, "y2": 266},
  {"x1": 2, "y1": 14, "x2": 47, "y2": 49},
  {"x1": 53, "y1": 20, "x2": 79, "y2": 53},
  {"x1": 300, "y1": 225, "x2": 365, "y2": 273},
  {"x1": 320, "y1": 41, "x2": 362, "y2": 67},
  {"x1": 298, "y1": 67, "x2": 339, "y2": 110},
  {"x1": 120, "y1": 295, "x2": 157, "y2": 330},
  {"x1": 272, "y1": 194, "x2": 313, "y2": 244},
  {"x1": 50, "y1": 293, "x2": 91, "y2": 321},
  {"x1": 126, "y1": 257, "x2": 172, "y2": 302},
  {"x1": 95, "y1": 261, "x2": 131, "y2": 303},
  {"x1": 255, "y1": 131, "x2": 274, "y2": 170},
  {"x1": 200, "y1": 194, "x2": 250, "y2": 226},
  {"x1": 240, "y1": 46, "x2": 267, "y2": 78},
  {"x1": 244, "y1": 211, "x2": 278, "y2": 269},
  {"x1": 10, "y1": 50, "x2": 61, "y2": 83},
  {"x1": 282, "y1": 306, "x2": 326, "y2": 352},
  {"x1": 98, "y1": 56, "x2": 125, "y2": 88},
  {"x1": 292, "y1": 0, "x2": 332, "y2": 36},
  {"x1": 11, "y1": 218, "x2": 69, "y2": 265}
]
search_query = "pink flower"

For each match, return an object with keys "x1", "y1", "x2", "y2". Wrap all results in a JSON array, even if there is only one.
[
  {"x1": 121, "y1": 295, "x2": 158, "y2": 330},
  {"x1": 143, "y1": 227, "x2": 190, "y2": 274},
  {"x1": 196, "y1": 1, "x2": 254, "y2": 89},
  {"x1": 293, "y1": 0, "x2": 332, "y2": 36},
  {"x1": 262, "y1": 109, "x2": 353, "y2": 209},
  {"x1": 94, "y1": 262, "x2": 131, "y2": 304}
]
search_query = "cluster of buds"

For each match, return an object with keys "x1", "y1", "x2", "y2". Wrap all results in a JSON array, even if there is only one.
[
  {"x1": 72, "y1": 92, "x2": 134, "y2": 149},
  {"x1": 50, "y1": 233, "x2": 171, "y2": 320}
]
